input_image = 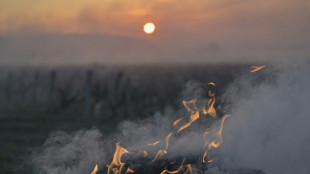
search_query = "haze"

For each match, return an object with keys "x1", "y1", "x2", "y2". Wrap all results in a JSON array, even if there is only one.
[{"x1": 0, "y1": 0, "x2": 309, "y2": 65}]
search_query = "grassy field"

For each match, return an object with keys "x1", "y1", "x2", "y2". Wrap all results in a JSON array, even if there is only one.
[{"x1": 0, "y1": 112, "x2": 119, "y2": 173}]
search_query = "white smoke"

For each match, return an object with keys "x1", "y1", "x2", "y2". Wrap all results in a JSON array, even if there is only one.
[
  {"x1": 30, "y1": 60, "x2": 310, "y2": 174},
  {"x1": 220, "y1": 60, "x2": 310, "y2": 174},
  {"x1": 31, "y1": 129, "x2": 107, "y2": 174}
]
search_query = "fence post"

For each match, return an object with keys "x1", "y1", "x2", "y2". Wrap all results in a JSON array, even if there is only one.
[{"x1": 84, "y1": 70, "x2": 92, "y2": 117}]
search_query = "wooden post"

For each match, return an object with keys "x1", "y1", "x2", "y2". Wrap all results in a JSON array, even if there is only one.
[{"x1": 84, "y1": 70, "x2": 92, "y2": 117}]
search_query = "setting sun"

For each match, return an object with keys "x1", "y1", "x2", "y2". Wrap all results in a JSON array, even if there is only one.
[{"x1": 143, "y1": 22, "x2": 155, "y2": 34}]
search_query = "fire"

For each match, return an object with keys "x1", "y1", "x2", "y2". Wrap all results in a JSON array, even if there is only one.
[
  {"x1": 174, "y1": 100, "x2": 200, "y2": 133},
  {"x1": 148, "y1": 140, "x2": 160, "y2": 147},
  {"x1": 152, "y1": 149, "x2": 168, "y2": 162},
  {"x1": 107, "y1": 143, "x2": 130, "y2": 174},
  {"x1": 208, "y1": 82, "x2": 216, "y2": 86},
  {"x1": 126, "y1": 167, "x2": 135, "y2": 173},
  {"x1": 202, "y1": 90, "x2": 217, "y2": 118},
  {"x1": 250, "y1": 65, "x2": 266, "y2": 72},
  {"x1": 91, "y1": 164, "x2": 99, "y2": 174},
  {"x1": 160, "y1": 158, "x2": 192, "y2": 174},
  {"x1": 165, "y1": 132, "x2": 173, "y2": 150},
  {"x1": 90, "y1": 81, "x2": 233, "y2": 173},
  {"x1": 202, "y1": 115, "x2": 231, "y2": 163}
]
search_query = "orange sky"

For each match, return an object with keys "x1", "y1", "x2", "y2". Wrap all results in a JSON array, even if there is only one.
[
  {"x1": 0, "y1": 0, "x2": 309, "y2": 65},
  {"x1": 1, "y1": 0, "x2": 308, "y2": 38}
]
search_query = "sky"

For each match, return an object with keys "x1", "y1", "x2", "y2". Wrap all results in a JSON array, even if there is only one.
[{"x1": 0, "y1": 0, "x2": 310, "y2": 65}]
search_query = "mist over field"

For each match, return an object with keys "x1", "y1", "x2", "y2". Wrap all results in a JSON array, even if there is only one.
[{"x1": 1, "y1": 34, "x2": 309, "y2": 66}]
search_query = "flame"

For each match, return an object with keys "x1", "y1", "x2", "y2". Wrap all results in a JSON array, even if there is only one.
[
  {"x1": 90, "y1": 81, "x2": 233, "y2": 172},
  {"x1": 174, "y1": 99, "x2": 200, "y2": 133},
  {"x1": 126, "y1": 167, "x2": 135, "y2": 174},
  {"x1": 152, "y1": 149, "x2": 167, "y2": 162},
  {"x1": 90, "y1": 164, "x2": 99, "y2": 174},
  {"x1": 107, "y1": 143, "x2": 129, "y2": 174},
  {"x1": 202, "y1": 115, "x2": 231, "y2": 163},
  {"x1": 174, "y1": 112, "x2": 199, "y2": 133},
  {"x1": 183, "y1": 99, "x2": 199, "y2": 112},
  {"x1": 250, "y1": 65, "x2": 266, "y2": 72},
  {"x1": 208, "y1": 82, "x2": 216, "y2": 86},
  {"x1": 148, "y1": 140, "x2": 160, "y2": 147},
  {"x1": 165, "y1": 132, "x2": 173, "y2": 150},
  {"x1": 152, "y1": 132, "x2": 172, "y2": 162},
  {"x1": 160, "y1": 158, "x2": 192, "y2": 174},
  {"x1": 173, "y1": 118, "x2": 183, "y2": 126},
  {"x1": 202, "y1": 90, "x2": 217, "y2": 118}
]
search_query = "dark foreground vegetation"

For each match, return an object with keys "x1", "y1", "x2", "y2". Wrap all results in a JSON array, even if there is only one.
[{"x1": 0, "y1": 63, "x2": 270, "y2": 173}]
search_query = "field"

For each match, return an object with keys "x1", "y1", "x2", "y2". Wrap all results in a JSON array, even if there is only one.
[{"x1": 0, "y1": 63, "x2": 269, "y2": 173}]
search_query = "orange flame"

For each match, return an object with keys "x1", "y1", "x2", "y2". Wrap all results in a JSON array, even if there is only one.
[
  {"x1": 90, "y1": 164, "x2": 99, "y2": 174},
  {"x1": 107, "y1": 143, "x2": 129, "y2": 174},
  {"x1": 152, "y1": 132, "x2": 172, "y2": 162},
  {"x1": 208, "y1": 82, "x2": 216, "y2": 86},
  {"x1": 202, "y1": 90, "x2": 217, "y2": 118},
  {"x1": 126, "y1": 167, "x2": 135, "y2": 174},
  {"x1": 250, "y1": 65, "x2": 266, "y2": 72},
  {"x1": 174, "y1": 112, "x2": 200, "y2": 133},
  {"x1": 202, "y1": 115, "x2": 231, "y2": 163},
  {"x1": 152, "y1": 149, "x2": 167, "y2": 162},
  {"x1": 183, "y1": 99, "x2": 199, "y2": 112},
  {"x1": 90, "y1": 82, "x2": 232, "y2": 172},
  {"x1": 148, "y1": 140, "x2": 160, "y2": 147},
  {"x1": 173, "y1": 118, "x2": 183, "y2": 126},
  {"x1": 160, "y1": 158, "x2": 192, "y2": 174},
  {"x1": 174, "y1": 99, "x2": 200, "y2": 133},
  {"x1": 165, "y1": 132, "x2": 173, "y2": 150}
]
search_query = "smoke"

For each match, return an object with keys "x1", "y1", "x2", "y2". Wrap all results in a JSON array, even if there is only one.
[
  {"x1": 30, "y1": 60, "x2": 310, "y2": 174},
  {"x1": 31, "y1": 129, "x2": 107, "y2": 174},
  {"x1": 220, "y1": 60, "x2": 310, "y2": 174}
]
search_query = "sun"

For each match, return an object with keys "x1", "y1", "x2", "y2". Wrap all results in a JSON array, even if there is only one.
[{"x1": 143, "y1": 22, "x2": 155, "y2": 34}]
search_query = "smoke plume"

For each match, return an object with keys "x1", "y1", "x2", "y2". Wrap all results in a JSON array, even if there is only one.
[
  {"x1": 220, "y1": 60, "x2": 310, "y2": 174},
  {"x1": 30, "y1": 60, "x2": 310, "y2": 174}
]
